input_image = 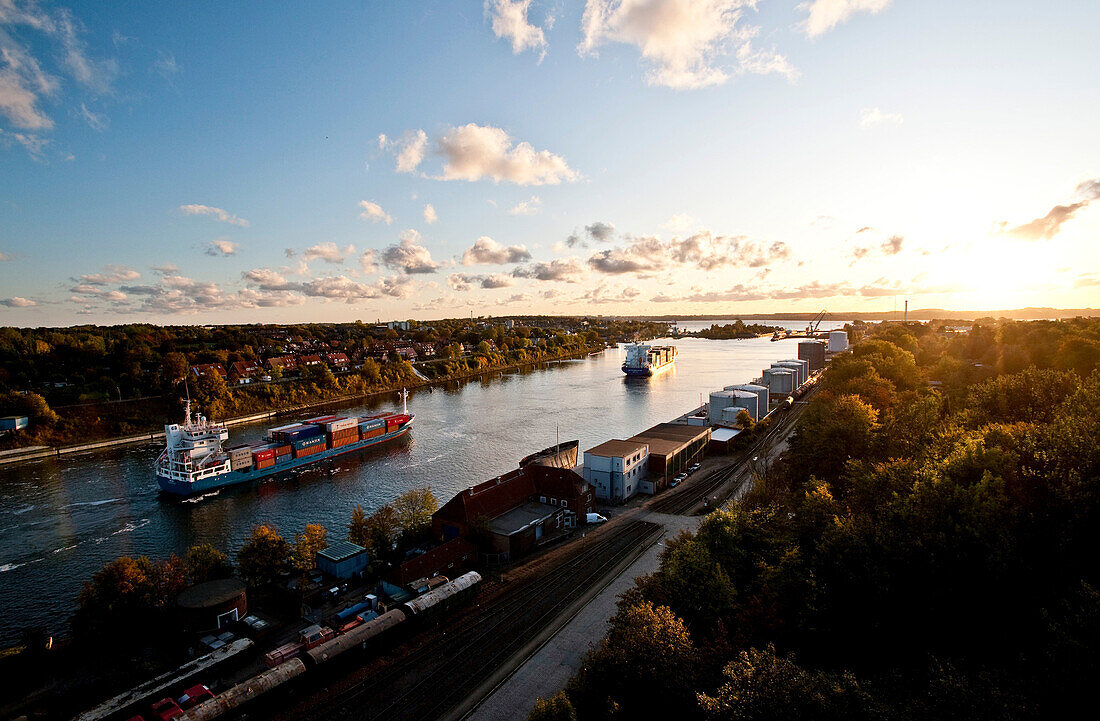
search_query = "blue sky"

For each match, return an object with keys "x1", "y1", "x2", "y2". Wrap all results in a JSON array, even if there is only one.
[{"x1": 1, "y1": 0, "x2": 1098, "y2": 325}]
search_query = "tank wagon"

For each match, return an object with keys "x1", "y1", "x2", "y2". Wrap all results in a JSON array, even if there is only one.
[{"x1": 177, "y1": 572, "x2": 483, "y2": 721}]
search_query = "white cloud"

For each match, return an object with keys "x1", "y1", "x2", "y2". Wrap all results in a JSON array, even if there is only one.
[
  {"x1": 486, "y1": 0, "x2": 549, "y2": 61},
  {"x1": 360, "y1": 249, "x2": 378, "y2": 274},
  {"x1": 798, "y1": 0, "x2": 892, "y2": 39},
  {"x1": 423, "y1": 203, "x2": 438, "y2": 224},
  {"x1": 79, "y1": 264, "x2": 141, "y2": 284},
  {"x1": 508, "y1": 196, "x2": 542, "y2": 215},
  {"x1": 153, "y1": 50, "x2": 180, "y2": 78},
  {"x1": 0, "y1": 127, "x2": 47, "y2": 156},
  {"x1": 179, "y1": 204, "x2": 250, "y2": 227},
  {"x1": 205, "y1": 239, "x2": 238, "y2": 256},
  {"x1": 578, "y1": 0, "x2": 796, "y2": 89},
  {"x1": 303, "y1": 242, "x2": 355, "y2": 264},
  {"x1": 379, "y1": 129, "x2": 429, "y2": 174},
  {"x1": 79, "y1": 102, "x2": 107, "y2": 130},
  {"x1": 662, "y1": 213, "x2": 696, "y2": 232},
  {"x1": 512, "y1": 257, "x2": 586, "y2": 282},
  {"x1": 0, "y1": 251, "x2": 12, "y2": 261},
  {"x1": 461, "y1": 236, "x2": 532, "y2": 265},
  {"x1": 0, "y1": 296, "x2": 35, "y2": 307},
  {"x1": 436, "y1": 123, "x2": 579, "y2": 185},
  {"x1": 358, "y1": 200, "x2": 393, "y2": 224},
  {"x1": 381, "y1": 229, "x2": 441, "y2": 274},
  {"x1": 859, "y1": 107, "x2": 903, "y2": 127}
]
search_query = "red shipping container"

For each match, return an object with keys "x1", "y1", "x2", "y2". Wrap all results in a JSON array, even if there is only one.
[
  {"x1": 252, "y1": 448, "x2": 276, "y2": 461},
  {"x1": 274, "y1": 444, "x2": 291, "y2": 456}
]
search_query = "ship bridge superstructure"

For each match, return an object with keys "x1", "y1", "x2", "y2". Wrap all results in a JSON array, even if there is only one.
[{"x1": 156, "y1": 399, "x2": 231, "y2": 485}]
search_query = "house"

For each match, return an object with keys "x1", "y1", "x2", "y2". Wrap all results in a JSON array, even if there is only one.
[
  {"x1": 190, "y1": 363, "x2": 227, "y2": 380},
  {"x1": 299, "y1": 355, "x2": 323, "y2": 367},
  {"x1": 324, "y1": 352, "x2": 350, "y2": 368},
  {"x1": 395, "y1": 347, "x2": 418, "y2": 361},
  {"x1": 230, "y1": 360, "x2": 261, "y2": 383},
  {"x1": 265, "y1": 355, "x2": 299, "y2": 372}
]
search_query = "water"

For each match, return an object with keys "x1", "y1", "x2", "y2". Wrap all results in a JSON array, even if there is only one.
[{"x1": 0, "y1": 332, "x2": 831, "y2": 644}]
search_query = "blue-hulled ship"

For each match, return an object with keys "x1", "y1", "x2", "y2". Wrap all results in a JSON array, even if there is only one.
[{"x1": 621, "y1": 343, "x2": 676, "y2": 377}]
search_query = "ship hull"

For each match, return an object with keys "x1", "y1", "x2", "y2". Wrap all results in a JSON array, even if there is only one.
[
  {"x1": 157, "y1": 424, "x2": 412, "y2": 497},
  {"x1": 621, "y1": 360, "x2": 674, "y2": 377}
]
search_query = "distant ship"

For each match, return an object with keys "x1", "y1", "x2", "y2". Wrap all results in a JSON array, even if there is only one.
[
  {"x1": 621, "y1": 343, "x2": 676, "y2": 377},
  {"x1": 156, "y1": 391, "x2": 413, "y2": 497}
]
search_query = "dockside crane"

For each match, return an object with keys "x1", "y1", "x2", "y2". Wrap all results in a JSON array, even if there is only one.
[{"x1": 807, "y1": 309, "x2": 827, "y2": 337}]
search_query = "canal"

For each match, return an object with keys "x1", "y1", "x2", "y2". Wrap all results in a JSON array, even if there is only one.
[{"x1": 0, "y1": 321, "x2": 848, "y2": 644}]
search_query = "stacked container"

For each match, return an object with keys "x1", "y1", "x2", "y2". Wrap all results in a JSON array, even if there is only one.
[
  {"x1": 228, "y1": 445, "x2": 253, "y2": 471},
  {"x1": 252, "y1": 447, "x2": 276, "y2": 469},
  {"x1": 327, "y1": 417, "x2": 360, "y2": 449},
  {"x1": 358, "y1": 417, "x2": 386, "y2": 440},
  {"x1": 293, "y1": 435, "x2": 326, "y2": 459},
  {"x1": 274, "y1": 444, "x2": 292, "y2": 464}
]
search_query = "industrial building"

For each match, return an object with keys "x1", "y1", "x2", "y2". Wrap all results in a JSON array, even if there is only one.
[
  {"x1": 627, "y1": 423, "x2": 711, "y2": 493},
  {"x1": 316, "y1": 540, "x2": 369, "y2": 579},
  {"x1": 583, "y1": 439, "x2": 649, "y2": 504},
  {"x1": 829, "y1": 330, "x2": 849, "y2": 353},
  {"x1": 432, "y1": 453, "x2": 596, "y2": 562},
  {"x1": 772, "y1": 359, "x2": 808, "y2": 386},
  {"x1": 798, "y1": 341, "x2": 826, "y2": 371}
]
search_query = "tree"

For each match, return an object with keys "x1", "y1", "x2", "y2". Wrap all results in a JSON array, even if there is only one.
[
  {"x1": 237, "y1": 525, "x2": 291, "y2": 587},
  {"x1": 735, "y1": 408, "x2": 755, "y2": 431},
  {"x1": 293, "y1": 523, "x2": 329, "y2": 572},
  {"x1": 75, "y1": 555, "x2": 187, "y2": 638},
  {"x1": 527, "y1": 692, "x2": 577, "y2": 721},
  {"x1": 162, "y1": 352, "x2": 189, "y2": 383},
  {"x1": 394, "y1": 487, "x2": 439, "y2": 535},
  {"x1": 185, "y1": 543, "x2": 233, "y2": 584},
  {"x1": 568, "y1": 602, "x2": 697, "y2": 719},
  {"x1": 14, "y1": 391, "x2": 58, "y2": 426},
  {"x1": 365, "y1": 504, "x2": 402, "y2": 553},
  {"x1": 348, "y1": 504, "x2": 370, "y2": 547}
]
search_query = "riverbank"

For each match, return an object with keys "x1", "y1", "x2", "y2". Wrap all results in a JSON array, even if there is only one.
[{"x1": 0, "y1": 345, "x2": 607, "y2": 467}]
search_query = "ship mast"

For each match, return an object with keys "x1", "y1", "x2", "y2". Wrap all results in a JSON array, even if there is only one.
[{"x1": 401, "y1": 387, "x2": 408, "y2": 415}]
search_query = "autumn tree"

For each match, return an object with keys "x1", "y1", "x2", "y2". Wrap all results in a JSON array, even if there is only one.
[
  {"x1": 75, "y1": 555, "x2": 187, "y2": 638},
  {"x1": 185, "y1": 543, "x2": 234, "y2": 584},
  {"x1": 526, "y1": 692, "x2": 577, "y2": 721},
  {"x1": 348, "y1": 504, "x2": 370, "y2": 547},
  {"x1": 394, "y1": 487, "x2": 439, "y2": 536},
  {"x1": 237, "y1": 525, "x2": 291, "y2": 587},
  {"x1": 292, "y1": 523, "x2": 329, "y2": 572}
]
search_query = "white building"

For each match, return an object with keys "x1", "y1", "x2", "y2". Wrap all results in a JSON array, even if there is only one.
[
  {"x1": 828, "y1": 330, "x2": 849, "y2": 353},
  {"x1": 582, "y1": 440, "x2": 649, "y2": 505}
]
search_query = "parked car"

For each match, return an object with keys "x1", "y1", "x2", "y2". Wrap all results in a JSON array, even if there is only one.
[
  {"x1": 688, "y1": 463, "x2": 700, "y2": 472},
  {"x1": 178, "y1": 685, "x2": 214, "y2": 710},
  {"x1": 586, "y1": 513, "x2": 608, "y2": 524},
  {"x1": 150, "y1": 698, "x2": 183, "y2": 721}
]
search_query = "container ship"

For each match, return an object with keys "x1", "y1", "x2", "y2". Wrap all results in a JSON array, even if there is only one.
[
  {"x1": 156, "y1": 391, "x2": 413, "y2": 497},
  {"x1": 621, "y1": 343, "x2": 677, "y2": 377}
]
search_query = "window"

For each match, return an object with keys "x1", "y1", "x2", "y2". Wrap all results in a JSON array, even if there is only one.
[
  {"x1": 540, "y1": 495, "x2": 546, "y2": 503},
  {"x1": 562, "y1": 499, "x2": 568, "y2": 507}
]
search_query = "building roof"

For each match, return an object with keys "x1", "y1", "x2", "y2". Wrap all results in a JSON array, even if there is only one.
[
  {"x1": 488, "y1": 501, "x2": 559, "y2": 536},
  {"x1": 710, "y1": 428, "x2": 741, "y2": 442},
  {"x1": 636, "y1": 423, "x2": 711, "y2": 443},
  {"x1": 627, "y1": 435, "x2": 683, "y2": 457},
  {"x1": 317, "y1": 540, "x2": 367, "y2": 563},
  {"x1": 177, "y1": 578, "x2": 246, "y2": 609},
  {"x1": 584, "y1": 439, "x2": 648, "y2": 458}
]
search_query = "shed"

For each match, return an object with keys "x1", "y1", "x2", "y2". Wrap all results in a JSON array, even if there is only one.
[
  {"x1": 316, "y1": 540, "x2": 369, "y2": 579},
  {"x1": 177, "y1": 578, "x2": 247, "y2": 632},
  {"x1": 708, "y1": 427, "x2": 742, "y2": 454},
  {"x1": 0, "y1": 415, "x2": 29, "y2": 431}
]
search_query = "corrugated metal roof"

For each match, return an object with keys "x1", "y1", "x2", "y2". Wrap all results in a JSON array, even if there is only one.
[
  {"x1": 710, "y1": 428, "x2": 741, "y2": 442},
  {"x1": 584, "y1": 439, "x2": 648, "y2": 458},
  {"x1": 317, "y1": 540, "x2": 367, "y2": 563}
]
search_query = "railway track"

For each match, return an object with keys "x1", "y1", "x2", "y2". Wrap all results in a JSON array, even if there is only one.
[
  {"x1": 649, "y1": 387, "x2": 818, "y2": 516},
  {"x1": 290, "y1": 519, "x2": 663, "y2": 721}
]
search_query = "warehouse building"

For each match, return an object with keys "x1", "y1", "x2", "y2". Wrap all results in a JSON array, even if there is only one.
[
  {"x1": 628, "y1": 423, "x2": 711, "y2": 493},
  {"x1": 583, "y1": 439, "x2": 649, "y2": 504},
  {"x1": 316, "y1": 540, "x2": 369, "y2": 580},
  {"x1": 798, "y1": 341, "x2": 826, "y2": 372}
]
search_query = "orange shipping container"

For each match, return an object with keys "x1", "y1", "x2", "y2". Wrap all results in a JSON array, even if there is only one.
[
  {"x1": 274, "y1": 444, "x2": 292, "y2": 456},
  {"x1": 256, "y1": 457, "x2": 276, "y2": 469}
]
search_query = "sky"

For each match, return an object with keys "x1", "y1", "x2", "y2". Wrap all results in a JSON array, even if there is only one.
[{"x1": 1, "y1": 0, "x2": 1098, "y2": 326}]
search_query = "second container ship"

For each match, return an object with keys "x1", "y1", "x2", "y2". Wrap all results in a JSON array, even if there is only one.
[
  {"x1": 621, "y1": 343, "x2": 677, "y2": 377},
  {"x1": 156, "y1": 391, "x2": 413, "y2": 497}
]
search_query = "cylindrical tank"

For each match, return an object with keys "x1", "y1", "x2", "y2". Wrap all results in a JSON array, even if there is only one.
[
  {"x1": 709, "y1": 389, "x2": 757, "y2": 424},
  {"x1": 772, "y1": 361, "x2": 805, "y2": 387},
  {"x1": 828, "y1": 330, "x2": 849, "y2": 353},
  {"x1": 724, "y1": 384, "x2": 769, "y2": 418},
  {"x1": 781, "y1": 358, "x2": 809, "y2": 384},
  {"x1": 798, "y1": 341, "x2": 826, "y2": 372},
  {"x1": 762, "y1": 368, "x2": 795, "y2": 395}
]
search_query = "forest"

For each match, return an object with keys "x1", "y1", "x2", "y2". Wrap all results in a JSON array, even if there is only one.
[{"x1": 536, "y1": 317, "x2": 1100, "y2": 720}]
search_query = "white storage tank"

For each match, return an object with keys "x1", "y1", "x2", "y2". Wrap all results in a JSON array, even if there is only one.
[
  {"x1": 724, "y1": 384, "x2": 769, "y2": 419},
  {"x1": 781, "y1": 358, "x2": 809, "y2": 383},
  {"x1": 709, "y1": 389, "x2": 757, "y2": 425},
  {"x1": 772, "y1": 361, "x2": 805, "y2": 387},
  {"x1": 721, "y1": 405, "x2": 755, "y2": 425},
  {"x1": 762, "y1": 367, "x2": 795, "y2": 396},
  {"x1": 828, "y1": 330, "x2": 849, "y2": 353}
]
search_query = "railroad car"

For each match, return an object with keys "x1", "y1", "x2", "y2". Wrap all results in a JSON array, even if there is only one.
[
  {"x1": 304, "y1": 609, "x2": 407, "y2": 665},
  {"x1": 178, "y1": 659, "x2": 306, "y2": 721}
]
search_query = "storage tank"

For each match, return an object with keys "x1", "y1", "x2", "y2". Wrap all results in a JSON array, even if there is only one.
[
  {"x1": 772, "y1": 361, "x2": 805, "y2": 387},
  {"x1": 798, "y1": 341, "x2": 826, "y2": 372},
  {"x1": 762, "y1": 367, "x2": 795, "y2": 396},
  {"x1": 709, "y1": 389, "x2": 757, "y2": 425},
  {"x1": 724, "y1": 384, "x2": 769, "y2": 418},
  {"x1": 780, "y1": 359, "x2": 809, "y2": 385},
  {"x1": 828, "y1": 330, "x2": 849, "y2": 353}
]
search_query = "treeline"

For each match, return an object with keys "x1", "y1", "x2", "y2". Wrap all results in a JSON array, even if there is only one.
[
  {"x1": 534, "y1": 318, "x2": 1100, "y2": 720},
  {"x1": 691, "y1": 321, "x2": 780, "y2": 339}
]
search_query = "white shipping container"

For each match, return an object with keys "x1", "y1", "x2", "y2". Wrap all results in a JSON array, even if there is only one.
[{"x1": 326, "y1": 417, "x2": 358, "y2": 433}]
